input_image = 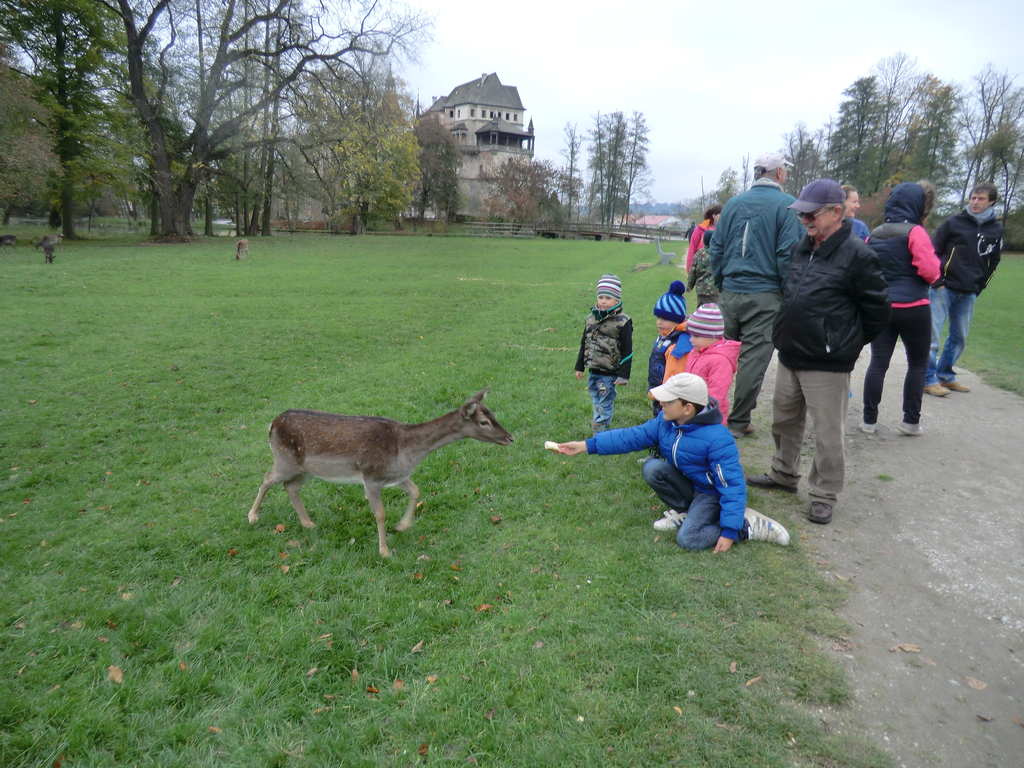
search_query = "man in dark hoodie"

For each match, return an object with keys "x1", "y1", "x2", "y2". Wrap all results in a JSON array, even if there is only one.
[
  {"x1": 924, "y1": 183, "x2": 1004, "y2": 396},
  {"x1": 747, "y1": 179, "x2": 889, "y2": 525}
]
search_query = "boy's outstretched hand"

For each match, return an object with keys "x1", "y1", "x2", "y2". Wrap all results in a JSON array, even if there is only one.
[
  {"x1": 551, "y1": 441, "x2": 586, "y2": 455},
  {"x1": 713, "y1": 536, "x2": 734, "y2": 553}
]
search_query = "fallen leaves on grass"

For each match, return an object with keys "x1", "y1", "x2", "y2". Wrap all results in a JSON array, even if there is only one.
[
  {"x1": 306, "y1": 667, "x2": 318, "y2": 678},
  {"x1": 107, "y1": 665, "x2": 124, "y2": 684},
  {"x1": 490, "y1": 515, "x2": 502, "y2": 524},
  {"x1": 533, "y1": 641, "x2": 545, "y2": 650},
  {"x1": 483, "y1": 708, "x2": 496, "y2": 721},
  {"x1": 673, "y1": 706, "x2": 683, "y2": 716},
  {"x1": 889, "y1": 643, "x2": 921, "y2": 653},
  {"x1": 964, "y1": 677, "x2": 988, "y2": 690},
  {"x1": 350, "y1": 668, "x2": 359, "y2": 682},
  {"x1": 227, "y1": 548, "x2": 238, "y2": 557},
  {"x1": 744, "y1": 675, "x2": 762, "y2": 687},
  {"x1": 976, "y1": 714, "x2": 993, "y2": 722},
  {"x1": 729, "y1": 661, "x2": 737, "y2": 673},
  {"x1": 476, "y1": 604, "x2": 493, "y2": 612},
  {"x1": 279, "y1": 565, "x2": 290, "y2": 573},
  {"x1": 417, "y1": 744, "x2": 429, "y2": 757},
  {"x1": 425, "y1": 675, "x2": 438, "y2": 684},
  {"x1": 411, "y1": 640, "x2": 425, "y2": 653},
  {"x1": 366, "y1": 685, "x2": 380, "y2": 695},
  {"x1": 392, "y1": 679, "x2": 405, "y2": 691},
  {"x1": 178, "y1": 661, "x2": 187, "y2": 671},
  {"x1": 208, "y1": 726, "x2": 222, "y2": 734},
  {"x1": 274, "y1": 524, "x2": 286, "y2": 533}
]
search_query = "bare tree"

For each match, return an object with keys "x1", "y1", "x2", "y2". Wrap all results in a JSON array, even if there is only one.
[
  {"x1": 560, "y1": 121, "x2": 583, "y2": 223},
  {"x1": 101, "y1": 0, "x2": 426, "y2": 237}
]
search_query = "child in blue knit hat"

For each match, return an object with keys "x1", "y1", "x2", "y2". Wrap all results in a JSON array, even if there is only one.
[
  {"x1": 574, "y1": 274, "x2": 633, "y2": 432},
  {"x1": 648, "y1": 281, "x2": 691, "y2": 416}
]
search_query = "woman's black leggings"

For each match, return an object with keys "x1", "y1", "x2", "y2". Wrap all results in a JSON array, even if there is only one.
[{"x1": 863, "y1": 304, "x2": 932, "y2": 425}]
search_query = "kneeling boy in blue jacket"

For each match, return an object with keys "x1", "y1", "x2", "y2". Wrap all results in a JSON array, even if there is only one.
[{"x1": 553, "y1": 373, "x2": 789, "y2": 552}]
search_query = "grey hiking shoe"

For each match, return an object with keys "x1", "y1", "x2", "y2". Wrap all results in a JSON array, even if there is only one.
[
  {"x1": 807, "y1": 501, "x2": 833, "y2": 525},
  {"x1": 653, "y1": 509, "x2": 687, "y2": 531},
  {"x1": 897, "y1": 422, "x2": 923, "y2": 436},
  {"x1": 744, "y1": 508, "x2": 790, "y2": 546},
  {"x1": 859, "y1": 422, "x2": 877, "y2": 434}
]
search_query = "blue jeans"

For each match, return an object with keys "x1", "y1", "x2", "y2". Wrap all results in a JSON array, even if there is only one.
[
  {"x1": 926, "y1": 287, "x2": 976, "y2": 386},
  {"x1": 642, "y1": 458, "x2": 746, "y2": 550},
  {"x1": 587, "y1": 373, "x2": 618, "y2": 427}
]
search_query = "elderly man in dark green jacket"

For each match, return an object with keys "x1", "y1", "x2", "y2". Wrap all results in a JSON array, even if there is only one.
[{"x1": 708, "y1": 152, "x2": 804, "y2": 439}]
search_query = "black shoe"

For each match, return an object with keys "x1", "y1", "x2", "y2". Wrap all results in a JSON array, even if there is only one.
[
  {"x1": 807, "y1": 501, "x2": 833, "y2": 525},
  {"x1": 746, "y1": 473, "x2": 797, "y2": 493}
]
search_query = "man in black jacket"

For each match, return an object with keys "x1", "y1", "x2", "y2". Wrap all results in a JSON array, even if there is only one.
[
  {"x1": 924, "y1": 183, "x2": 1004, "y2": 396},
  {"x1": 747, "y1": 179, "x2": 890, "y2": 525}
]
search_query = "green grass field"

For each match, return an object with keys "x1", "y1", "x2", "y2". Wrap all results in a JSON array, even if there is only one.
[{"x1": 11, "y1": 234, "x2": 1018, "y2": 767}]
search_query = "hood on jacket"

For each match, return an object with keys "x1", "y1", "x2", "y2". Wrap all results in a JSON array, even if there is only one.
[
  {"x1": 884, "y1": 182, "x2": 925, "y2": 224},
  {"x1": 683, "y1": 398, "x2": 724, "y2": 428}
]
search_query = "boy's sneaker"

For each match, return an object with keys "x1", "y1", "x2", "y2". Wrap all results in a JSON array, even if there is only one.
[
  {"x1": 744, "y1": 508, "x2": 790, "y2": 546},
  {"x1": 859, "y1": 422, "x2": 877, "y2": 434},
  {"x1": 897, "y1": 421, "x2": 923, "y2": 436},
  {"x1": 652, "y1": 509, "x2": 686, "y2": 531}
]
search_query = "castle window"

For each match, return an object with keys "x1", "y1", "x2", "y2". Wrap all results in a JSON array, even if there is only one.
[
  {"x1": 490, "y1": 111, "x2": 494, "y2": 118},
  {"x1": 449, "y1": 110, "x2": 454, "y2": 118},
  {"x1": 457, "y1": 109, "x2": 461, "y2": 117},
  {"x1": 470, "y1": 108, "x2": 475, "y2": 117},
  {"x1": 505, "y1": 112, "x2": 509, "y2": 120},
  {"x1": 514, "y1": 113, "x2": 518, "y2": 121}
]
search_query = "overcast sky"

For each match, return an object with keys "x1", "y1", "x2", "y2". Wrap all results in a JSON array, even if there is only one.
[{"x1": 398, "y1": 0, "x2": 1023, "y2": 203}]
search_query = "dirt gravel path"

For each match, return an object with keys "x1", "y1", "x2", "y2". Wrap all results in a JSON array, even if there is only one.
[{"x1": 748, "y1": 349, "x2": 1024, "y2": 768}]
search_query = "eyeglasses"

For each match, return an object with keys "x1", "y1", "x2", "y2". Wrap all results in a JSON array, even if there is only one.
[{"x1": 798, "y1": 206, "x2": 838, "y2": 222}]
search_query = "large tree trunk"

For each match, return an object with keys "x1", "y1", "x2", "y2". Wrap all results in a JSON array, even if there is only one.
[{"x1": 204, "y1": 194, "x2": 214, "y2": 237}]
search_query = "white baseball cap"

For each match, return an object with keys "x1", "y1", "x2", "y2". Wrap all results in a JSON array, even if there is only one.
[
  {"x1": 753, "y1": 152, "x2": 792, "y2": 171},
  {"x1": 649, "y1": 373, "x2": 709, "y2": 406}
]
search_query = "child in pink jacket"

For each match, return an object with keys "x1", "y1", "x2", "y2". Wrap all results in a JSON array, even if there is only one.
[{"x1": 684, "y1": 304, "x2": 741, "y2": 425}]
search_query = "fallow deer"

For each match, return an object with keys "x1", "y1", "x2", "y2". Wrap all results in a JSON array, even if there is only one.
[
  {"x1": 37, "y1": 234, "x2": 61, "y2": 263},
  {"x1": 247, "y1": 389, "x2": 514, "y2": 557},
  {"x1": 235, "y1": 239, "x2": 249, "y2": 259}
]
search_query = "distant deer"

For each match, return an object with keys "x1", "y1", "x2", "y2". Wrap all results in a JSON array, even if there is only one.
[
  {"x1": 235, "y1": 239, "x2": 248, "y2": 259},
  {"x1": 247, "y1": 389, "x2": 514, "y2": 557},
  {"x1": 0, "y1": 234, "x2": 15, "y2": 248},
  {"x1": 37, "y1": 234, "x2": 61, "y2": 263}
]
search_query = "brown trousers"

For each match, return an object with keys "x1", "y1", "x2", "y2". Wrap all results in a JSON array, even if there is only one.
[{"x1": 767, "y1": 362, "x2": 850, "y2": 504}]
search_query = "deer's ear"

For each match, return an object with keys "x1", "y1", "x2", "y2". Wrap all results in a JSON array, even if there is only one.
[
  {"x1": 461, "y1": 401, "x2": 479, "y2": 420},
  {"x1": 470, "y1": 388, "x2": 489, "y2": 402}
]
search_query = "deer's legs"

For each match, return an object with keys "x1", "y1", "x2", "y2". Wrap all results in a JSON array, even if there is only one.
[
  {"x1": 283, "y1": 476, "x2": 316, "y2": 528},
  {"x1": 248, "y1": 465, "x2": 301, "y2": 524},
  {"x1": 363, "y1": 482, "x2": 391, "y2": 557},
  {"x1": 394, "y1": 479, "x2": 420, "y2": 532}
]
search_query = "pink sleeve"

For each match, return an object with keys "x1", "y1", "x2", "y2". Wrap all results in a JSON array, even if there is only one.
[
  {"x1": 908, "y1": 225, "x2": 941, "y2": 284},
  {"x1": 685, "y1": 226, "x2": 705, "y2": 272}
]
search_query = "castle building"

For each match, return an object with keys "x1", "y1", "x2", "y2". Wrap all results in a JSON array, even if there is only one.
[{"x1": 425, "y1": 73, "x2": 534, "y2": 216}]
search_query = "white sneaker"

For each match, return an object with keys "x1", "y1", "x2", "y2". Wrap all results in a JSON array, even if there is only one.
[
  {"x1": 744, "y1": 508, "x2": 790, "y2": 546},
  {"x1": 653, "y1": 509, "x2": 686, "y2": 531},
  {"x1": 897, "y1": 422, "x2": 923, "y2": 436},
  {"x1": 859, "y1": 422, "x2": 876, "y2": 434}
]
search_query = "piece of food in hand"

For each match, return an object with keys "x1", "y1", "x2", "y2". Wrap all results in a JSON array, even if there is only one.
[{"x1": 543, "y1": 441, "x2": 559, "y2": 451}]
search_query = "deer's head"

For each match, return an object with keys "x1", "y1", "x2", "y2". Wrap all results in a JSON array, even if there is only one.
[{"x1": 459, "y1": 389, "x2": 514, "y2": 446}]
